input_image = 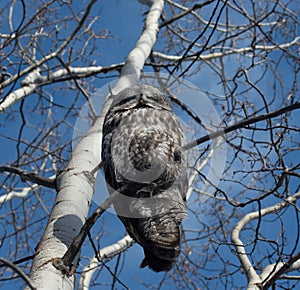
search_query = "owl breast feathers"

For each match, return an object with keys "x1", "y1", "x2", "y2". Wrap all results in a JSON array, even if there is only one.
[{"x1": 101, "y1": 84, "x2": 188, "y2": 272}]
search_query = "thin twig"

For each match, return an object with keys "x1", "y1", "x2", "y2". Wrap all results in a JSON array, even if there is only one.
[
  {"x1": 0, "y1": 0, "x2": 97, "y2": 91},
  {"x1": 0, "y1": 166, "x2": 56, "y2": 189},
  {"x1": 181, "y1": 102, "x2": 300, "y2": 152},
  {"x1": 0, "y1": 258, "x2": 37, "y2": 290},
  {"x1": 160, "y1": 0, "x2": 214, "y2": 28}
]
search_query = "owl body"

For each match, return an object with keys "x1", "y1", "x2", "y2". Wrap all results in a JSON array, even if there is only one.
[{"x1": 101, "y1": 84, "x2": 187, "y2": 272}]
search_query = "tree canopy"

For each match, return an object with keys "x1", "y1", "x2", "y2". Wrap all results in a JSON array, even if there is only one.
[{"x1": 0, "y1": 1, "x2": 299, "y2": 289}]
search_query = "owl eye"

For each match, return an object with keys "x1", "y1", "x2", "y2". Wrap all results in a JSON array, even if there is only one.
[
  {"x1": 173, "y1": 150, "x2": 181, "y2": 162},
  {"x1": 115, "y1": 94, "x2": 137, "y2": 107},
  {"x1": 144, "y1": 94, "x2": 171, "y2": 108}
]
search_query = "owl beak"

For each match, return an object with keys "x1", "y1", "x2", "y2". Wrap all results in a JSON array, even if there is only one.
[{"x1": 138, "y1": 93, "x2": 147, "y2": 104}]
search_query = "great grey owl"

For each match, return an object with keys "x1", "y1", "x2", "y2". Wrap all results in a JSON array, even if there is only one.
[{"x1": 101, "y1": 84, "x2": 188, "y2": 272}]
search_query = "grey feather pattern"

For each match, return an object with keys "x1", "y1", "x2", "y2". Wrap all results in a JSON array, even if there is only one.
[{"x1": 101, "y1": 84, "x2": 188, "y2": 272}]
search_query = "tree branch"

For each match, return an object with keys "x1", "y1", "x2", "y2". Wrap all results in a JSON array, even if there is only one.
[
  {"x1": 52, "y1": 190, "x2": 118, "y2": 275},
  {"x1": 231, "y1": 192, "x2": 300, "y2": 289},
  {"x1": 262, "y1": 251, "x2": 300, "y2": 289},
  {"x1": 112, "y1": 0, "x2": 164, "y2": 93},
  {"x1": 78, "y1": 234, "x2": 134, "y2": 290},
  {"x1": 152, "y1": 36, "x2": 300, "y2": 62},
  {"x1": 0, "y1": 0, "x2": 97, "y2": 92},
  {"x1": 0, "y1": 166, "x2": 56, "y2": 189},
  {"x1": 181, "y1": 102, "x2": 300, "y2": 152},
  {"x1": 0, "y1": 63, "x2": 123, "y2": 115},
  {"x1": 160, "y1": 0, "x2": 215, "y2": 28},
  {"x1": 0, "y1": 258, "x2": 37, "y2": 290}
]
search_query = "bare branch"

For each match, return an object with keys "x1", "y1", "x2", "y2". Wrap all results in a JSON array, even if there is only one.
[
  {"x1": 262, "y1": 251, "x2": 300, "y2": 289},
  {"x1": 0, "y1": 0, "x2": 97, "y2": 91},
  {"x1": 112, "y1": 0, "x2": 164, "y2": 93},
  {"x1": 78, "y1": 235, "x2": 134, "y2": 290},
  {"x1": 0, "y1": 63, "x2": 123, "y2": 115},
  {"x1": 53, "y1": 189, "x2": 118, "y2": 275},
  {"x1": 181, "y1": 102, "x2": 300, "y2": 152},
  {"x1": 231, "y1": 192, "x2": 300, "y2": 289},
  {"x1": 0, "y1": 258, "x2": 37, "y2": 290},
  {"x1": 160, "y1": 0, "x2": 215, "y2": 28},
  {"x1": 0, "y1": 166, "x2": 56, "y2": 189},
  {"x1": 152, "y1": 37, "x2": 300, "y2": 62}
]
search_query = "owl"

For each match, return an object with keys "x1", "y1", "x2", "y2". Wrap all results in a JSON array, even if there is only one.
[{"x1": 101, "y1": 84, "x2": 188, "y2": 272}]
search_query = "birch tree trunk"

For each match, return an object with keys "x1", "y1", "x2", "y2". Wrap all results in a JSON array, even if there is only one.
[{"x1": 26, "y1": 1, "x2": 164, "y2": 289}]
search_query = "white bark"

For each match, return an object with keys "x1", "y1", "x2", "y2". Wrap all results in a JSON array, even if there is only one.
[
  {"x1": 0, "y1": 185, "x2": 35, "y2": 204},
  {"x1": 152, "y1": 37, "x2": 300, "y2": 62},
  {"x1": 0, "y1": 83, "x2": 37, "y2": 115},
  {"x1": 112, "y1": 0, "x2": 164, "y2": 93},
  {"x1": 26, "y1": 1, "x2": 164, "y2": 289},
  {"x1": 0, "y1": 0, "x2": 97, "y2": 92},
  {"x1": 78, "y1": 235, "x2": 134, "y2": 290},
  {"x1": 0, "y1": 174, "x2": 55, "y2": 205},
  {"x1": 26, "y1": 104, "x2": 110, "y2": 290},
  {"x1": 0, "y1": 64, "x2": 122, "y2": 115},
  {"x1": 261, "y1": 259, "x2": 300, "y2": 283},
  {"x1": 231, "y1": 191, "x2": 300, "y2": 289}
]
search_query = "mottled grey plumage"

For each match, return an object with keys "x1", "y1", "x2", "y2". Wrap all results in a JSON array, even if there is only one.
[{"x1": 101, "y1": 84, "x2": 188, "y2": 272}]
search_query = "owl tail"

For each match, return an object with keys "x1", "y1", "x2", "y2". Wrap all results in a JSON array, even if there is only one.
[
  {"x1": 140, "y1": 249, "x2": 176, "y2": 272},
  {"x1": 138, "y1": 212, "x2": 185, "y2": 272}
]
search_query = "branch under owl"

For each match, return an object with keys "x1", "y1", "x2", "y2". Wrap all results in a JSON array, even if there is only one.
[
  {"x1": 180, "y1": 102, "x2": 300, "y2": 152},
  {"x1": 52, "y1": 188, "x2": 119, "y2": 276}
]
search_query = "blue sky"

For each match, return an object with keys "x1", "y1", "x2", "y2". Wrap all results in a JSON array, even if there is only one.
[
  {"x1": 0, "y1": 1, "x2": 179, "y2": 289},
  {"x1": 0, "y1": 0, "x2": 299, "y2": 289}
]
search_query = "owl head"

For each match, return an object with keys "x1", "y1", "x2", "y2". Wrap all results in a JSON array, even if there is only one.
[{"x1": 110, "y1": 84, "x2": 172, "y2": 111}]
